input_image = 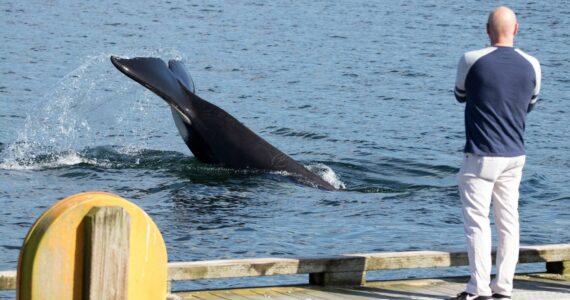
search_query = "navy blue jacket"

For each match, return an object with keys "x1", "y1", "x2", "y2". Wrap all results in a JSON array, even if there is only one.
[{"x1": 454, "y1": 46, "x2": 541, "y2": 156}]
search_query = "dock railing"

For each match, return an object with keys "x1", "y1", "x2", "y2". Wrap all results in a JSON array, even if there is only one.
[{"x1": 2, "y1": 243, "x2": 569, "y2": 292}]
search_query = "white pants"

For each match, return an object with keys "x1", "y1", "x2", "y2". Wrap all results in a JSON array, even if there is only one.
[{"x1": 458, "y1": 153, "x2": 526, "y2": 296}]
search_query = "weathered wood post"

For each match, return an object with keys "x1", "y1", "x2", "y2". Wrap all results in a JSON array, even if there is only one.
[
  {"x1": 519, "y1": 245, "x2": 570, "y2": 276},
  {"x1": 309, "y1": 271, "x2": 367, "y2": 286},
  {"x1": 83, "y1": 206, "x2": 130, "y2": 300},
  {"x1": 308, "y1": 256, "x2": 367, "y2": 286},
  {"x1": 546, "y1": 261, "x2": 570, "y2": 275},
  {"x1": 0, "y1": 271, "x2": 16, "y2": 290}
]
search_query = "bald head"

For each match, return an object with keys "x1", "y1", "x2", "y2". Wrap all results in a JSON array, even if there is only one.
[{"x1": 487, "y1": 6, "x2": 518, "y2": 46}]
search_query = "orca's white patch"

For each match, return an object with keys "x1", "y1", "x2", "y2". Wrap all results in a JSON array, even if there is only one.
[{"x1": 170, "y1": 107, "x2": 191, "y2": 143}]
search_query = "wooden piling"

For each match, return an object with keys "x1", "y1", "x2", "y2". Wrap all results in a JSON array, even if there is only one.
[
  {"x1": 546, "y1": 261, "x2": 570, "y2": 275},
  {"x1": 15, "y1": 192, "x2": 167, "y2": 300},
  {"x1": 83, "y1": 206, "x2": 130, "y2": 300}
]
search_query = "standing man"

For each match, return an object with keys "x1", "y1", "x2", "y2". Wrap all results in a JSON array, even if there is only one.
[{"x1": 453, "y1": 6, "x2": 541, "y2": 300}]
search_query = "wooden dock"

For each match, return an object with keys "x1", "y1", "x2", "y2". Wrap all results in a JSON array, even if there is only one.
[
  {"x1": 2, "y1": 243, "x2": 570, "y2": 299},
  {"x1": 172, "y1": 274, "x2": 570, "y2": 299}
]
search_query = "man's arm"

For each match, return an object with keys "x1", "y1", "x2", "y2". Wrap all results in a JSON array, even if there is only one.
[
  {"x1": 516, "y1": 49, "x2": 542, "y2": 113},
  {"x1": 455, "y1": 87, "x2": 467, "y2": 103},
  {"x1": 527, "y1": 100, "x2": 536, "y2": 113},
  {"x1": 454, "y1": 54, "x2": 468, "y2": 103},
  {"x1": 528, "y1": 58, "x2": 542, "y2": 112}
]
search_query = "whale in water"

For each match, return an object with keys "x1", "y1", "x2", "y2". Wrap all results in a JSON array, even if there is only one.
[{"x1": 110, "y1": 56, "x2": 335, "y2": 190}]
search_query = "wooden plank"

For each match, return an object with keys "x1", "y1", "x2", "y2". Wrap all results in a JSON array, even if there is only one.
[
  {"x1": 519, "y1": 244, "x2": 570, "y2": 263},
  {"x1": 251, "y1": 289, "x2": 297, "y2": 299},
  {"x1": 168, "y1": 257, "x2": 302, "y2": 280},
  {"x1": 352, "y1": 250, "x2": 469, "y2": 269},
  {"x1": 83, "y1": 206, "x2": 130, "y2": 300},
  {"x1": 0, "y1": 270, "x2": 16, "y2": 290},
  {"x1": 168, "y1": 244, "x2": 570, "y2": 281},
  {"x1": 168, "y1": 256, "x2": 365, "y2": 280},
  {"x1": 409, "y1": 284, "x2": 454, "y2": 298},
  {"x1": 358, "y1": 245, "x2": 570, "y2": 270},
  {"x1": 297, "y1": 288, "x2": 348, "y2": 300},
  {"x1": 330, "y1": 286, "x2": 397, "y2": 299},
  {"x1": 209, "y1": 290, "x2": 252, "y2": 300},
  {"x1": 426, "y1": 281, "x2": 463, "y2": 295},
  {"x1": 227, "y1": 288, "x2": 286, "y2": 300}
]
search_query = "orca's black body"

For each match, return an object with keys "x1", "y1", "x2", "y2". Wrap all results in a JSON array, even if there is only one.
[{"x1": 110, "y1": 56, "x2": 335, "y2": 190}]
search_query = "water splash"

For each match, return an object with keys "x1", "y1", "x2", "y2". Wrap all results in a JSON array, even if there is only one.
[
  {"x1": 0, "y1": 151, "x2": 102, "y2": 170},
  {"x1": 0, "y1": 145, "x2": 183, "y2": 171},
  {"x1": 306, "y1": 163, "x2": 346, "y2": 190},
  {"x1": 1, "y1": 49, "x2": 187, "y2": 170}
]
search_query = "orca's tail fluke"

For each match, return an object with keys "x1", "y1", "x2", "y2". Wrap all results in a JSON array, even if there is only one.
[
  {"x1": 168, "y1": 60, "x2": 195, "y2": 93},
  {"x1": 110, "y1": 56, "x2": 194, "y2": 117}
]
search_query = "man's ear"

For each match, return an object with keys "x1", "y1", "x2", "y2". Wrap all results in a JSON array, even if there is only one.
[
  {"x1": 486, "y1": 23, "x2": 490, "y2": 35},
  {"x1": 513, "y1": 23, "x2": 519, "y2": 36}
]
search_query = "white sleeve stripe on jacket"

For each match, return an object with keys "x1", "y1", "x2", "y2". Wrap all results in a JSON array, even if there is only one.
[{"x1": 515, "y1": 48, "x2": 542, "y2": 103}]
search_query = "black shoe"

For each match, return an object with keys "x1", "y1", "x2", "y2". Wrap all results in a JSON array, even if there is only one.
[
  {"x1": 492, "y1": 294, "x2": 511, "y2": 299},
  {"x1": 453, "y1": 291, "x2": 493, "y2": 300}
]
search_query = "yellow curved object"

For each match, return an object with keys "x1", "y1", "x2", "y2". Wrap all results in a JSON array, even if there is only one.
[{"x1": 17, "y1": 192, "x2": 167, "y2": 300}]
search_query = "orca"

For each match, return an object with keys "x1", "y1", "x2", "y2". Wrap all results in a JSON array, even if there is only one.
[{"x1": 110, "y1": 56, "x2": 335, "y2": 190}]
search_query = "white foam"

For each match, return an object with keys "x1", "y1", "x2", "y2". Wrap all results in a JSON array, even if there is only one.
[
  {"x1": 0, "y1": 151, "x2": 107, "y2": 170},
  {"x1": 269, "y1": 170, "x2": 293, "y2": 177},
  {"x1": 306, "y1": 163, "x2": 346, "y2": 190}
]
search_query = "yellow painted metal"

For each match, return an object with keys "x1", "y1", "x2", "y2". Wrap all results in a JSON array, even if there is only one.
[{"x1": 17, "y1": 192, "x2": 167, "y2": 300}]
